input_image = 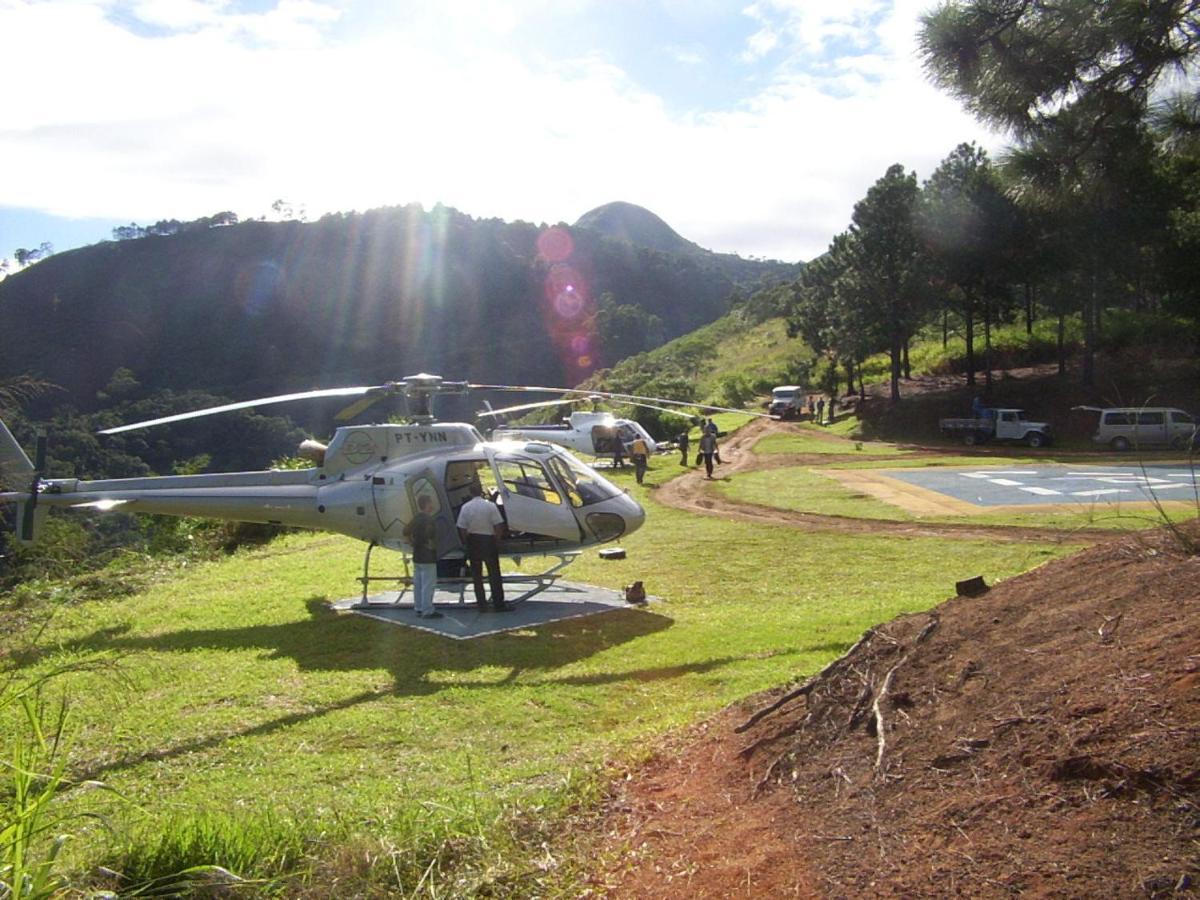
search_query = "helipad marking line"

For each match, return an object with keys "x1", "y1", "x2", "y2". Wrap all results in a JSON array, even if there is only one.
[
  {"x1": 1071, "y1": 489, "x2": 1128, "y2": 497},
  {"x1": 989, "y1": 478, "x2": 1024, "y2": 486},
  {"x1": 960, "y1": 471, "x2": 1037, "y2": 479},
  {"x1": 1020, "y1": 487, "x2": 1061, "y2": 496}
]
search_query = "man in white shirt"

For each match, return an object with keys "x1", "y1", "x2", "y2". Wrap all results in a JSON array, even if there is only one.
[{"x1": 456, "y1": 481, "x2": 510, "y2": 611}]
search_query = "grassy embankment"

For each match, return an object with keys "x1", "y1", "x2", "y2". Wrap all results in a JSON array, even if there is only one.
[{"x1": 0, "y1": 417, "x2": 1067, "y2": 895}]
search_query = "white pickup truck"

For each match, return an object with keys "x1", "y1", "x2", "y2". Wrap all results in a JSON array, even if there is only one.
[{"x1": 939, "y1": 409, "x2": 1052, "y2": 448}]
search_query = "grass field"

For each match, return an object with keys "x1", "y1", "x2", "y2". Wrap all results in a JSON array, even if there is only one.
[{"x1": 2, "y1": 435, "x2": 1072, "y2": 895}]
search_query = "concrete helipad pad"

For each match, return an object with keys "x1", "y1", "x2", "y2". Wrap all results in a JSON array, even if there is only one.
[
  {"x1": 875, "y1": 463, "x2": 1199, "y2": 509},
  {"x1": 330, "y1": 580, "x2": 655, "y2": 639}
]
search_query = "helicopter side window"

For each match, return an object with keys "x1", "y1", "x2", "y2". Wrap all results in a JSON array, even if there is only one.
[
  {"x1": 409, "y1": 476, "x2": 442, "y2": 516},
  {"x1": 444, "y1": 460, "x2": 499, "y2": 517},
  {"x1": 496, "y1": 460, "x2": 562, "y2": 505},
  {"x1": 547, "y1": 455, "x2": 620, "y2": 507},
  {"x1": 617, "y1": 423, "x2": 638, "y2": 444}
]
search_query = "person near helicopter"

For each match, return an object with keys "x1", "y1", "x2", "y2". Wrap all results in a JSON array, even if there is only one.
[
  {"x1": 703, "y1": 418, "x2": 722, "y2": 465},
  {"x1": 698, "y1": 428, "x2": 719, "y2": 478},
  {"x1": 403, "y1": 493, "x2": 442, "y2": 619},
  {"x1": 630, "y1": 435, "x2": 650, "y2": 484},
  {"x1": 676, "y1": 429, "x2": 690, "y2": 466},
  {"x1": 456, "y1": 482, "x2": 511, "y2": 612}
]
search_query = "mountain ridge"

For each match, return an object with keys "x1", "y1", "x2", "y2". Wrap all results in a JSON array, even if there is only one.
[{"x1": 0, "y1": 202, "x2": 801, "y2": 407}]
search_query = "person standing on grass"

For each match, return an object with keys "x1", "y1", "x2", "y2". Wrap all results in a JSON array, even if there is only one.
[
  {"x1": 676, "y1": 429, "x2": 690, "y2": 466},
  {"x1": 816, "y1": 397, "x2": 825, "y2": 425},
  {"x1": 456, "y1": 482, "x2": 510, "y2": 612},
  {"x1": 699, "y1": 428, "x2": 718, "y2": 478},
  {"x1": 403, "y1": 493, "x2": 442, "y2": 619},
  {"x1": 630, "y1": 435, "x2": 650, "y2": 484}
]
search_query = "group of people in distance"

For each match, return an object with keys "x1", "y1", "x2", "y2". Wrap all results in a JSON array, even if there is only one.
[{"x1": 673, "y1": 418, "x2": 721, "y2": 478}]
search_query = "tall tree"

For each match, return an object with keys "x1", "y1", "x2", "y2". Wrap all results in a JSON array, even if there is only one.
[
  {"x1": 919, "y1": 143, "x2": 1019, "y2": 391},
  {"x1": 920, "y1": 0, "x2": 1197, "y2": 384},
  {"x1": 845, "y1": 164, "x2": 927, "y2": 402},
  {"x1": 787, "y1": 232, "x2": 878, "y2": 398},
  {"x1": 1002, "y1": 113, "x2": 1168, "y2": 384},
  {"x1": 919, "y1": 0, "x2": 1199, "y2": 143}
]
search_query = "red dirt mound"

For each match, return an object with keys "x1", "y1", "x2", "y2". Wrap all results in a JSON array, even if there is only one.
[{"x1": 590, "y1": 523, "x2": 1200, "y2": 898}]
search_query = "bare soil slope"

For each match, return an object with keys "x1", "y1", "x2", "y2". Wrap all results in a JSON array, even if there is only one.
[{"x1": 590, "y1": 522, "x2": 1200, "y2": 898}]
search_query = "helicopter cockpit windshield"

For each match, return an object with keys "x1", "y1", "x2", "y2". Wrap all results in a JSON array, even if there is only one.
[{"x1": 544, "y1": 452, "x2": 622, "y2": 507}]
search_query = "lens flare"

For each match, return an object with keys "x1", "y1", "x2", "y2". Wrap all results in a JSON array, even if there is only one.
[
  {"x1": 537, "y1": 226, "x2": 574, "y2": 262},
  {"x1": 537, "y1": 229, "x2": 599, "y2": 382}
]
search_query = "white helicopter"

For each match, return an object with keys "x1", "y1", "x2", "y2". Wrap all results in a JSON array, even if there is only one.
[
  {"x1": 479, "y1": 390, "x2": 773, "y2": 460},
  {"x1": 0, "y1": 374, "x2": 650, "y2": 604}
]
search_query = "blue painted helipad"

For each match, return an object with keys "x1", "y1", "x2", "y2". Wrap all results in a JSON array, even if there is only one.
[
  {"x1": 330, "y1": 579, "x2": 657, "y2": 639},
  {"x1": 884, "y1": 463, "x2": 1199, "y2": 507}
]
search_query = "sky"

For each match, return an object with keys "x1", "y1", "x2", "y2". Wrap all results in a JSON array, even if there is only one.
[{"x1": 0, "y1": 0, "x2": 1001, "y2": 268}]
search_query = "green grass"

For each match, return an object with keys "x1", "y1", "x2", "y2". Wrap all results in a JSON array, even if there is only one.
[
  {"x1": 695, "y1": 317, "x2": 808, "y2": 400},
  {"x1": 717, "y1": 464, "x2": 1199, "y2": 531},
  {"x1": 2, "y1": 447, "x2": 1071, "y2": 895}
]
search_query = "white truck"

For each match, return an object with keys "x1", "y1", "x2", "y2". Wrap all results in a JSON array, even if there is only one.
[
  {"x1": 939, "y1": 408, "x2": 1052, "y2": 448},
  {"x1": 767, "y1": 385, "x2": 804, "y2": 419}
]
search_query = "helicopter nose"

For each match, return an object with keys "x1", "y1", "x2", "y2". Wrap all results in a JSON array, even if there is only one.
[{"x1": 621, "y1": 491, "x2": 646, "y2": 536}]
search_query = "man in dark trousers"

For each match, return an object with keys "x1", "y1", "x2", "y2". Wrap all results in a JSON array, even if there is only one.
[
  {"x1": 455, "y1": 482, "x2": 510, "y2": 612},
  {"x1": 677, "y1": 429, "x2": 690, "y2": 466},
  {"x1": 699, "y1": 428, "x2": 718, "y2": 478}
]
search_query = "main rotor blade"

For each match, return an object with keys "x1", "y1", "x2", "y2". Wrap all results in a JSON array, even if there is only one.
[
  {"x1": 606, "y1": 398, "x2": 702, "y2": 418},
  {"x1": 97, "y1": 386, "x2": 375, "y2": 435},
  {"x1": 470, "y1": 384, "x2": 777, "y2": 420},
  {"x1": 477, "y1": 397, "x2": 585, "y2": 418},
  {"x1": 334, "y1": 393, "x2": 388, "y2": 423}
]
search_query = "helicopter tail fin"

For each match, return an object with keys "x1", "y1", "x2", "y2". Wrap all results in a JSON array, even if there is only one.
[
  {"x1": 0, "y1": 418, "x2": 34, "y2": 483},
  {"x1": 0, "y1": 419, "x2": 44, "y2": 544}
]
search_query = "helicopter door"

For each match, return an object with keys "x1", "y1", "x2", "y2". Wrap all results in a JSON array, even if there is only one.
[
  {"x1": 406, "y1": 471, "x2": 459, "y2": 557},
  {"x1": 371, "y1": 469, "x2": 408, "y2": 547},
  {"x1": 592, "y1": 426, "x2": 619, "y2": 455},
  {"x1": 492, "y1": 457, "x2": 582, "y2": 541}
]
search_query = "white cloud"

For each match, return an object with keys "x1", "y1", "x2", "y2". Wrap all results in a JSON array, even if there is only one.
[
  {"x1": 0, "y1": 0, "x2": 997, "y2": 261},
  {"x1": 666, "y1": 44, "x2": 705, "y2": 66}
]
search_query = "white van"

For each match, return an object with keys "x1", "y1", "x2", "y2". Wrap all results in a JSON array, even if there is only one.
[{"x1": 1074, "y1": 406, "x2": 1197, "y2": 451}]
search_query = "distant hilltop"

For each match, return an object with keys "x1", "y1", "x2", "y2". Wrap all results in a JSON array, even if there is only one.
[{"x1": 574, "y1": 201, "x2": 704, "y2": 256}]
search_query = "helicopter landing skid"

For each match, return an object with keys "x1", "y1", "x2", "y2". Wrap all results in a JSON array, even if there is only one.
[{"x1": 354, "y1": 542, "x2": 581, "y2": 608}]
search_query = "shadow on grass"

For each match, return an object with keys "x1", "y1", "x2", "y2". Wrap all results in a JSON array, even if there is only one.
[
  {"x1": 54, "y1": 600, "x2": 838, "y2": 783},
  {"x1": 30, "y1": 597, "x2": 674, "y2": 676}
]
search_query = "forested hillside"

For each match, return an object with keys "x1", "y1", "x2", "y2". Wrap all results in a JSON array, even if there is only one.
[
  {"x1": 778, "y1": 2, "x2": 1200, "y2": 405},
  {"x1": 0, "y1": 202, "x2": 799, "y2": 409}
]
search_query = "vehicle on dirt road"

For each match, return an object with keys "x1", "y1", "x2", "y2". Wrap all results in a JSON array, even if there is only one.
[
  {"x1": 767, "y1": 385, "x2": 804, "y2": 419},
  {"x1": 1073, "y1": 406, "x2": 1197, "y2": 451},
  {"x1": 939, "y1": 408, "x2": 1052, "y2": 448}
]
